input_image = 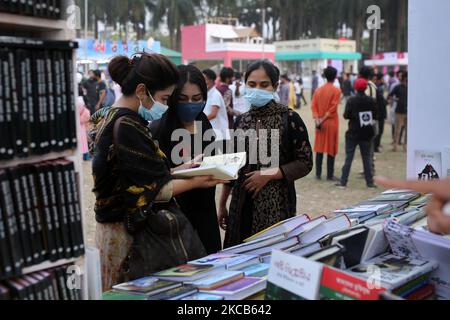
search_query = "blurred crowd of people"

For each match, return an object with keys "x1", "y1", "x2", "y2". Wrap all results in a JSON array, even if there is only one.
[
  {"x1": 75, "y1": 62, "x2": 408, "y2": 194},
  {"x1": 306, "y1": 65, "x2": 408, "y2": 189}
]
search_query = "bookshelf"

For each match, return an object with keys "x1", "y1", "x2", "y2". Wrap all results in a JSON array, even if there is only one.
[
  {"x1": 22, "y1": 258, "x2": 79, "y2": 276},
  {"x1": 0, "y1": 0, "x2": 89, "y2": 300},
  {"x1": 0, "y1": 12, "x2": 67, "y2": 31},
  {"x1": 0, "y1": 150, "x2": 76, "y2": 170}
]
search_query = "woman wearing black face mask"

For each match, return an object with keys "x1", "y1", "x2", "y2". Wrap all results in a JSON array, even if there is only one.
[{"x1": 150, "y1": 65, "x2": 222, "y2": 254}]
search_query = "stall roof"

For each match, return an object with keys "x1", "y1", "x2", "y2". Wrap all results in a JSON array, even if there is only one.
[{"x1": 276, "y1": 51, "x2": 362, "y2": 61}]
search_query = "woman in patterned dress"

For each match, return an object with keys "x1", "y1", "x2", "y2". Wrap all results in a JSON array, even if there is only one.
[{"x1": 218, "y1": 60, "x2": 314, "y2": 248}]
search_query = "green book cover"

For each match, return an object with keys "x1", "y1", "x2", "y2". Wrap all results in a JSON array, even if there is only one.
[
  {"x1": 102, "y1": 291, "x2": 147, "y2": 301},
  {"x1": 265, "y1": 282, "x2": 305, "y2": 301}
]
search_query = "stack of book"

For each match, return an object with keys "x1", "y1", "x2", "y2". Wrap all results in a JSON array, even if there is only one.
[
  {"x1": 0, "y1": 37, "x2": 78, "y2": 160},
  {"x1": 221, "y1": 215, "x2": 350, "y2": 263},
  {"x1": 333, "y1": 203, "x2": 394, "y2": 225},
  {"x1": 0, "y1": 160, "x2": 85, "y2": 279},
  {"x1": 104, "y1": 214, "x2": 353, "y2": 301},
  {"x1": 0, "y1": 0, "x2": 62, "y2": 19},
  {"x1": 104, "y1": 260, "x2": 267, "y2": 301},
  {"x1": 342, "y1": 253, "x2": 439, "y2": 300},
  {"x1": 104, "y1": 188, "x2": 448, "y2": 301},
  {"x1": 0, "y1": 263, "x2": 82, "y2": 300},
  {"x1": 334, "y1": 189, "x2": 425, "y2": 226},
  {"x1": 263, "y1": 188, "x2": 447, "y2": 301}
]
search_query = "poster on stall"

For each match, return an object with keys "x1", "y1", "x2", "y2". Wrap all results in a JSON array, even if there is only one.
[{"x1": 414, "y1": 150, "x2": 442, "y2": 181}]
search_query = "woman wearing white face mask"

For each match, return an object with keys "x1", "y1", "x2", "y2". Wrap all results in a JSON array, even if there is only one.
[
  {"x1": 219, "y1": 60, "x2": 314, "y2": 248},
  {"x1": 92, "y1": 53, "x2": 226, "y2": 291}
]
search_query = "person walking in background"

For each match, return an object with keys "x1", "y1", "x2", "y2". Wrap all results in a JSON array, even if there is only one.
[
  {"x1": 388, "y1": 70, "x2": 406, "y2": 146},
  {"x1": 388, "y1": 70, "x2": 400, "y2": 93},
  {"x1": 229, "y1": 71, "x2": 250, "y2": 115},
  {"x1": 341, "y1": 72, "x2": 354, "y2": 107},
  {"x1": 203, "y1": 69, "x2": 230, "y2": 143},
  {"x1": 82, "y1": 70, "x2": 99, "y2": 114},
  {"x1": 359, "y1": 66, "x2": 379, "y2": 176},
  {"x1": 359, "y1": 66, "x2": 377, "y2": 99},
  {"x1": 311, "y1": 70, "x2": 319, "y2": 101},
  {"x1": 288, "y1": 78, "x2": 297, "y2": 109},
  {"x1": 336, "y1": 78, "x2": 378, "y2": 189},
  {"x1": 389, "y1": 71, "x2": 409, "y2": 152},
  {"x1": 77, "y1": 94, "x2": 91, "y2": 161},
  {"x1": 150, "y1": 65, "x2": 222, "y2": 254},
  {"x1": 217, "y1": 67, "x2": 239, "y2": 129},
  {"x1": 112, "y1": 81, "x2": 123, "y2": 103},
  {"x1": 312, "y1": 66, "x2": 341, "y2": 181},
  {"x1": 294, "y1": 77, "x2": 308, "y2": 109},
  {"x1": 91, "y1": 69, "x2": 108, "y2": 111},
  {"x1": 278, "y1": 74, "x2": 290, "y2": 106},
  {"x1": 374, "y1": 73, "x2": 388, "y2": 153}
]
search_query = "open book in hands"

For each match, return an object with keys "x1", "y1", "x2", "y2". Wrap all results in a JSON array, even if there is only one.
[{"x1": 172, "y1": 152, "x2": 247, "y2": 181}]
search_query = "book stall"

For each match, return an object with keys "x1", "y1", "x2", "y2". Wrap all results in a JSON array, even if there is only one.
[{"x1": 102, "y1": 190, "x2": 450, "y2": 301}]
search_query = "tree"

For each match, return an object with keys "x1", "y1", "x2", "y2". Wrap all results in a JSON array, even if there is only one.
[{"x1": 150, "y1": 0, "x2": 201, "y2": 50}]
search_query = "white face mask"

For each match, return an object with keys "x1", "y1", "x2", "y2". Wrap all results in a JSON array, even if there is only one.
[
  {"x1": 244, "y1": 87, "x2": 275, "y2": 108},
  {"x1": 138, "y1": 90, "x2": 169, "y2": 121}
]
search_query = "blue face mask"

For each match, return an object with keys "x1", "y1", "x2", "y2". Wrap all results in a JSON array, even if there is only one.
[
  {"x1": 138, "y1": 91, "x2": 169, "y2": 121},
  {"x1": 244, "y1": 88, "x2": 275, "y2": 108},
  {"x1": 177, "y1": 102, "x2": 205, "y2": 123}
]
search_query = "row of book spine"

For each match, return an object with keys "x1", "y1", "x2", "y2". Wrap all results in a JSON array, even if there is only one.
[
  {"x1": 0, "y1": 159, "x2": 85, "y2": 280},
  {"x1": 0, "y1": 0, "x2": 61, "y2": 19},
  {"x1": 0, "y1": 36, "x2": 78, "y2": 160},
  {"x1": 0, "y1": 264, "x2": 82, "y2": 300}
]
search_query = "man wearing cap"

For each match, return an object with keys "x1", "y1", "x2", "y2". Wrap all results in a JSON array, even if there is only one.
[{"x1": 336, "y1": 78, "x2": 378, "y2": 188}]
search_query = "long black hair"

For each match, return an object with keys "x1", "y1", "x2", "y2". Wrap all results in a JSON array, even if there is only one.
[
  {"x1": 167, "y1": 65, "x2": 208, "y2": 112},
  {"x1": 150, "y1": 64, "x2": 213, "y2": 166}
]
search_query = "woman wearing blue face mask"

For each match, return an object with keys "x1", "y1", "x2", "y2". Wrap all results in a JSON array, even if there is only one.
[
  {"x1": 219, "y1": 60, "x2": 314, "y2": 248},
  {"x1": 92, "y1": 53, "x2": 226, "y2": 290},
  {"x1": 150, "y1": 65, "x2": 222, "y2": 254}
]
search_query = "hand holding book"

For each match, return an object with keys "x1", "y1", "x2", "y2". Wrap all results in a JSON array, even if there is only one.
[
  {"x1": 172, "y1": 154, "x2": 204, "y2": 172},
  {"x1": 375, "y1": 176, "x2": 450, "y2": 235},
  {"x1": 172, "y1": 153, "x2": 246, "y2": 181}
]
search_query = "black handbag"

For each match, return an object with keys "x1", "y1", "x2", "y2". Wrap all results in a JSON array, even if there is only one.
[{"x1": 121, "y1": 202, "x2": 207, "y2": 282}]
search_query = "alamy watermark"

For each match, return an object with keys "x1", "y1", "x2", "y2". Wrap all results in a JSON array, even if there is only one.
[
  {"x1": 66, "y1": 265, "x2": 82, "y2": 291},
  {"x1": 367, "y1": 5, "x2": 382, "y2": 30},
  {"x1": 170, "y1": 123, "x2": 280, "y2": 175},
  {"x1": 66, "y1": 4, "x2": 82, "y2": 30}
]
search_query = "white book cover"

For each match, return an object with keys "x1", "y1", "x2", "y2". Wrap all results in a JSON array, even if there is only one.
[
  {"x1": 244, "y1": 214, "x2": 310, "y2": 242},
  {"x1": 267, "y1": 250, "x2": 323, "y2": 300},
  {"x1": 443, "y1": 146, "x2": 450, "y2": 178},
  {"x1": 415, "y1": 150, "x2": 442, "y2": 180},
  {"x1": 348, "y1": 253, "x2": 438, "y2": 290},
  {"x1": 299, "y1": 215, "x2": 351, "y2": 244},
  {"x1": 172, "y1": 152, "x2": 247, "y2": 180},
  {"x1": 384, "y1": 220, "x2": 450, "y2": 298}
]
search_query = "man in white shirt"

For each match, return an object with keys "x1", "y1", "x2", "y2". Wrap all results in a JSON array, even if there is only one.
[
  {"x1": 202, "y1": 69, "x2": 230, "y2": 142},
  {"x1": 229, "y1": 72, "x2": 250, "y2": 116}
]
